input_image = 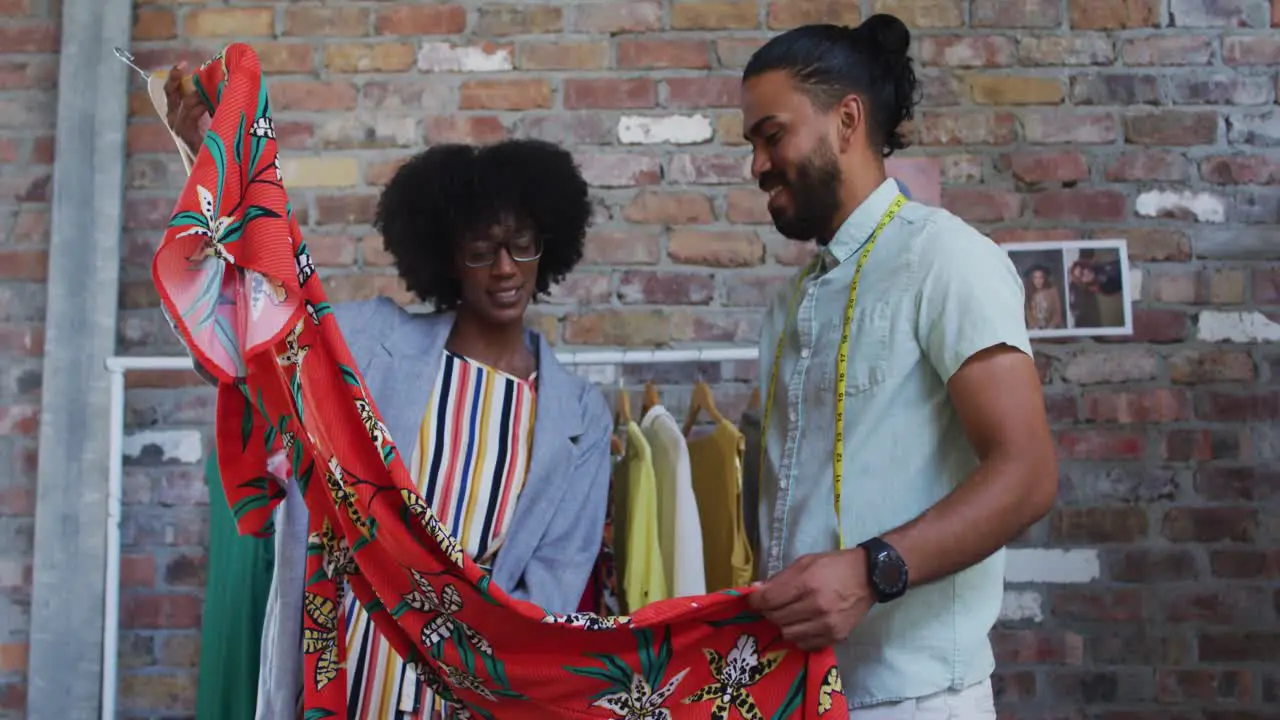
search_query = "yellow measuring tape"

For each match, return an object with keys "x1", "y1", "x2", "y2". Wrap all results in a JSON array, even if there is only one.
[{"x1": 761, "y1": 193, "x2": 905, "y2": 549}]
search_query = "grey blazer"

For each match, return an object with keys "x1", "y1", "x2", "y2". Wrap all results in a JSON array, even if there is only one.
[{"x1": 245, "y1": 297, "x2": 613, "y2": 718}]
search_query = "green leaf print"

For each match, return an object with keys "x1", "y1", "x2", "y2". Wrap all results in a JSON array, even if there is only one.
[
  {"x1": 230, "y1": 492, "x2": 272, "y2": 520},
  {"x1": 770, "y1": 668, "x2": 805, "y2": 720},
  {"x1": 296, "y1": 459, "x2": 314, "y2": 495},
  {"x1": 234, "y1": 111, "x2": 244, "y2": 167},
  {"x1": 303, "y1": 708, "x2": 336, "y2": 720},
  {"x1": 240, "y1": 389, "x2": 253, "y2": 450},
  {"x1": 218, "y1": 205, "x2": 282, "y2": 246},
  {"x1": 202, "y1": 130, "x2": 228, "y2": 212},
  {"x1": 337, "y1": 363, "x2": 361, "y2": 386},
  {"x1": 708, "y1": 611, "x2": 763, "y2": 628}
]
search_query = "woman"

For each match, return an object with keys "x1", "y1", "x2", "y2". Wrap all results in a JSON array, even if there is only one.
[
  {"x1": 161, "y1": 68, "x2": 613, "y2": 719},
  {"x1": 1022, "y1": 264, "x2": 1064, "y2": 330}
]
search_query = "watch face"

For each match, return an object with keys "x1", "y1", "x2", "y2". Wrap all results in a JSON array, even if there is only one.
[{"x1": 873, "y1": 553, "x2": 907, "y2": 593}]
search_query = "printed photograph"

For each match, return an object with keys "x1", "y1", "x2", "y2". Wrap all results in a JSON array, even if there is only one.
[{"x1": 1002, "y1": 239, "x2": 1132, "y2": 339}]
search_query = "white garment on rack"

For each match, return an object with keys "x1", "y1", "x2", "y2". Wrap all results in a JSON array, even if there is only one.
[{"x1": 640, "y1": 405, "x2": 706, "y2": 598}]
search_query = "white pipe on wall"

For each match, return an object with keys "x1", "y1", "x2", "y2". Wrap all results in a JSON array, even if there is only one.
[{"x1": 99, "y1": 345, "x2": 760, "y2": 719}]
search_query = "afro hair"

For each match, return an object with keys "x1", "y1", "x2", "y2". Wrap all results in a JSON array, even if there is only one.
[{"x1": 374, "y1": 138, "x2": 593, "y2": 310}]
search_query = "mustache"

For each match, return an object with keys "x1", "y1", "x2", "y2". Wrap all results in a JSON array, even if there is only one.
[{"x1": 759, "y1": 172, "x2": 786, "y2": 192}]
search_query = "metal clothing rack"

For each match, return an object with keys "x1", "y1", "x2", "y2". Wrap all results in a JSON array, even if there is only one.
[{"x1": 98, "y1": 346, "x2": 759, "y2": 720}]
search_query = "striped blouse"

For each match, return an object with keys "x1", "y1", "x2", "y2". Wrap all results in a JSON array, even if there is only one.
[{"x1": 342, "y1": 349, "x2": 538, "y2": 719}]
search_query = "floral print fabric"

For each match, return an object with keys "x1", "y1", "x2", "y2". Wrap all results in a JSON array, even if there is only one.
[{"x1": 152, "y1": 43, "x2": 850, "y2": 720}]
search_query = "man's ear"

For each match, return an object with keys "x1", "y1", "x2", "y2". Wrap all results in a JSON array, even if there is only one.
[{"x1": 836, "y1": 94, "x2": 864, "y2": 151}]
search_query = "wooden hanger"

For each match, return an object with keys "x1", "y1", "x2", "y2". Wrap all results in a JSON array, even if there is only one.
[
  {"x1": 610, "y1": 433, "x2": 624, "y2": 456},
  {"x1": 682, "y1": 380, "x2": 727, "y2": 436},
  {"x1": 642, "y1": 381, "x2": 660, "y2": 414},
  {"x1": 616, "y1": 381, "x2": 632, "y2": 424},
  {"x1": 747, "y1": 386, "x2": 761, "y2": 413}
]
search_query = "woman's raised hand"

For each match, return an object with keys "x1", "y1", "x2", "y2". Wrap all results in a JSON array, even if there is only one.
[{"x1": 163, "y1": 63, "x2": 208, "y2": 157}]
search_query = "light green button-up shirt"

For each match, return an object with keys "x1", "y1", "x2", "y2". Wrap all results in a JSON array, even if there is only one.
[{"x1": 756, "y1": 178, "x2": 1034, "y2": 709}]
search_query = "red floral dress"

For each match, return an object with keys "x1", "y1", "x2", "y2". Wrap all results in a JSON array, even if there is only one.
[{"x1": 152, "y1": 43, "x2": 850, "y2": 720}]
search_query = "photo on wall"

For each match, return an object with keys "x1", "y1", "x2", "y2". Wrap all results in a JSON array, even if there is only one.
[{"x1": 1002, "y1": 239, "x2": 1132, "y2": 339}]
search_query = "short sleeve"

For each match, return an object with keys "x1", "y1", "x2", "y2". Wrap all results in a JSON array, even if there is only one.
[{"x1": 914, "y1": 220, "x2": 1033, "y2": 384}]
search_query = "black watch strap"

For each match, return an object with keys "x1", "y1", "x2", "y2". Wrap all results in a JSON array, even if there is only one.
[{"x1": 858, "y1": 536, "x2": 909, "y2": 603}]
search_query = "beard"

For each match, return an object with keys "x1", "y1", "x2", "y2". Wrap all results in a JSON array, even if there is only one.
[{"x1": 764, "y1": 139, "x2": 844, "y2": 242}]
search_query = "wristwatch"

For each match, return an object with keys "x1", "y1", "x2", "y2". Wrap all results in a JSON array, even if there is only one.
[{"x1": 857, "y1": 537, "x2": 909, "y2": 603}]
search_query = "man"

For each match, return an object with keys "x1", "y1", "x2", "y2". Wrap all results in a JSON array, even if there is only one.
[{"x1": 740, "y1": 15, "x2": 1059, "y2": 719}]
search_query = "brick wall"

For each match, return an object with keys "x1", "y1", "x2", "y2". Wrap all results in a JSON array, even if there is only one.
[
  {"x1": 0, "y1": 0, "x2": 57, "y2": 713},
  {"x1": 3, "y1": 0, "x2": 1279, "y2": 717}
]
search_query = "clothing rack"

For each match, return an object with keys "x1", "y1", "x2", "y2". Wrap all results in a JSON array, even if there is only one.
[{"x1": 98, "y1": 346, "x2": 759, "y2": 720}]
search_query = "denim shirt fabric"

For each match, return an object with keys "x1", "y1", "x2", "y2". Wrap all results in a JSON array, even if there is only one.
[{"x1": 756, "y1": 179, "x2": 1034, "y2": 708}]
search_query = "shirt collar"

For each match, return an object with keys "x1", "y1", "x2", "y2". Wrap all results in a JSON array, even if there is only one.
[{"x1": 820, "y1": 178, "x2": 903, "y2": 271}]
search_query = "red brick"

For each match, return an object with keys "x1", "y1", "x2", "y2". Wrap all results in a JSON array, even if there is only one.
[
  {"x1": 0, "y1": 405, "x2": 38, "y2": 435},
  {"x1": 583, "y1": 229, "x2": 662, "y2": 266},
  {"x1": 618, "y1": 39, "x2": 711, "y2": 69},
  {"x1": 1032, "y1": 189, "x2": 1127, "y2": 222},
  {"x1": 1200, "y1": 154, "x2": 1280, "y2": 184},
  {"x1": 716, "y1": 38, "x2": 768, "y2": 68},
  {"x1": 726, "y1": 188, "x2": 771, "y2": 224},
  {"x1": 0, "y1": 324, "x2": 44, "y2": 357},
  {"x1": 475, "y1": 5, "x2": 564, "y2": 35},
  {"x1": 617, "y1": 270, "x2": 716, "y2": 305},
  {"x1": 184, "y1": 8, "x2": 273, "y2": 37},
  {"x1": 990, "y1": 630, "x2": 1085, "y2": 665},
  {"x1": 972, "y1": 0, "x2": 1062, "y2": 27},
  {"x1": 1157, "y1": 669, "x2": 1253, "y2": 703},
  {"x1": 302, "y1": 235, "x2": 358, "y2": 267},
  {"x1": 576, "y1": 152, "x2": 662, "y2": 187},
  {"x1": 968, "y1": 75, "x2": 1065, "y2": 104},
  {"x1": 724, "y1": 273, "x2": 792, "y2": 307},
  {"x1": 571, "y1": 2, "x2": 662, "y2": 33},
  {"x1": 1224, "y1": 35, "x2": 1280, "y2": 64},
  {"x1": 1255, "y1": 267, "x2": 1280, "y2": 303},
  {"x1": 563, "y1": 78, "x2": 656, "y2": 109},
  {"x1": 122, "y1": 593, "x2": 203, "y2": 629},
  {"x1": 0, "y1": 644, "x2": 26, "y2": 675},
  {"x1": 459, "y1": 79, "x2": 552, "y2": 110},
  {"x1": 424, "y1": 116, "x2": 509, "y2": 145},
  {"x1": 132, "y1": 8, "x2": 175, "y2": 41},
  {"x1": 1056, "y1": 430, "x2": 1145, "y2": 460},
  {"x1": 313, "y1": 194, "x2": 379, "y2": 226},
  {"x1": 991, "y1": 228, "x2": 1080, "y2": 244},
  {"x1": 518, "y1": 42, "x2": 608, "y2": 71},
  {"x1": 1051, "y1": 588, "x2": 1147, "y2": 621},
  {"x1": 1210, "y1": 549, "x2": 1280, "y2": 579},
  {"x1": 1082, "y1": 389, "x2": 1190, "y2": 423},
  {"x1": 622, "y1": 191, "x2": 715, "y2": 225},
  {"x1": 1051, "y1": 507, "x2": 1149, "y2": 544},
  {"x1": 671, "y1": 1, "x2": 759, "y2": 30},
  {"x1": 1069, "y1": 0, "x2": 1161, "y2": 28},
  {"x1": 1170, "y1": 349, "x2": 1257, "y2": 384},
  {"x1": 1162, "y1": 428, "x2": 1242, "y2": 462},
  {"x1": 918, "y1": 111, "x2": 1018, "y2": 145},
  {"x1": 375, "y1": 5, "x2": 466, "y2": 35},
  {"x1": 1120, "y1": 36, "x2": 1215, "y2": 65},
  {"x1": 668, "y1": 230, "x2": 764, "y2": 268},
  {"x1": 255, "y1": 43, "x2": 315, "y2": 74},
  {"x1": 917, "y1": 36, "x2": 1018, "y2": 67},
  {"x1": 767, "y1": 0, "x2": 862, "y2": 29},
  {"x1": 663, "y1": 76, "x2": 741, "y2": 108},
  {"x1": 519, "y1": 113, "x2": 615, "y2": 145},
  {"x1": 1162, "y1": 507, "x2": 1257, "y2": 544},
  {"x1": 668, "y1": 153, "x2": 750, "y2": 184},
  {"x1": 1128, "y1": 308, "x2": 1190, "y2": 342},
  {"x1": 1200, "y1": 633, "x2": 1280, "y2": 663},
  {"x1": 0, "y1": 250, "x2": 46, "y2": 281},
  {"x1": 1195, "y1": 467, "x2": 1280, "y2": 502},
  {"x1": 1022, "y1": 111, "x2": 1119, "y2": 144},
  {"x1": 941, "y1": 189, "x2": 1023, "y2": 223},
  {"x1": 1008, "y1": 151, "x2": 1090, "y2": 184},
  {"x1": 1105, "y1": 151, "x2": 1191, "y2": 181},
  {"x1": 284, "y1": 6, "x2": 369, "y2": 36},
  {"x1": 564, "y1": 310, "x2": 673, "y2": 346},
  {"x1": 0, "y1": 20, "x2": 57, "y2": 52},
  {"x1": 1099, "y1": 228, "x2": 1190, "y2": 261},
  {"x1": 1197, "y1": 391, "x2": 1280, "y2": 422},
  {"x1": 270, "y1": 81, "x2": 358, "y2": 112}
]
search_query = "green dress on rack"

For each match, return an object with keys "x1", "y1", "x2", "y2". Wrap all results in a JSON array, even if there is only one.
[{"x1": 195, "y1": 446, "x2": 275, "y2": 720}]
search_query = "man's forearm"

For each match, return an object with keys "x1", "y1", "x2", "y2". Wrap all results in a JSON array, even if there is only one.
[{"x1": 877, "y1": 451, "x2": 1056, "y2": 588}]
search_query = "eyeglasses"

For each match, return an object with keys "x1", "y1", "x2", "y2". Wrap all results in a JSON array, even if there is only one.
[{"x1": 460, "y1": 234, "x2": 543, "y2": 268}]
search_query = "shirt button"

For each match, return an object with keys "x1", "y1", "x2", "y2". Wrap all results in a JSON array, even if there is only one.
[
  {"x1": 800, "y1": 347, "x2": 811, "y2": 359},
  {"x1": 788, "y1": 409, "x2": 797, "y2": 422}
]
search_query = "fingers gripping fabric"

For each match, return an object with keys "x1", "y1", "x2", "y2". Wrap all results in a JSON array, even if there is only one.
[{"x1": 150, "y1": 43, "x2": 850, "y2": 719}]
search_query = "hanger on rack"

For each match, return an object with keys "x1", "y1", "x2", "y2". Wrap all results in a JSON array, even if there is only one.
[
  {"x1": 642, "y1": 381, "x2": 660, "y2": 415},
  {"x1": 747, "y1": 386, "x2": 761, "y2": 413},
  {"x1": 616, "y1": 377, "x2": 632, "y2": 425},
  {"x1": 682, "y1": 375, "x2": 727, "y2": 436}
]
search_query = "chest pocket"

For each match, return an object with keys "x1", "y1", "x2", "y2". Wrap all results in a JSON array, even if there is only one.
[{"x1": 819, "y1": 300, "x2": 891, "y2": 396}]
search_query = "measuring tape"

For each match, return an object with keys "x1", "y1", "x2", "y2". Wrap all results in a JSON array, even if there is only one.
[{"x1": 760, "y1": 193, "x2": 905, "y2": 550}]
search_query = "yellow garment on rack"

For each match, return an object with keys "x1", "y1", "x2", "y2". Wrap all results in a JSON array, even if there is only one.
[
  {"x1": 687, "y1": 419, "x2": 754, "y2": 592},
  {"x1": 612, "y1": 421, "x2": 669, "y2": 613}
]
